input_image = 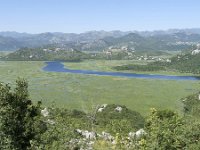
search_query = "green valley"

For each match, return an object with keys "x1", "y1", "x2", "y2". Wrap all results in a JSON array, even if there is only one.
[{"x1": 0, "y1": 60, "x2": 199, "y2": 116}]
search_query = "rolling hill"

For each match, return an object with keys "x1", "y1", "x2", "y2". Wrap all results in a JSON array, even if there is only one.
[{"x1": 3, "y1": 47, "x2": 89, "y2": 61}]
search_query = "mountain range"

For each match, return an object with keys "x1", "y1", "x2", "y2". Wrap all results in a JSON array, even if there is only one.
[{"x1": 1, "y1": 28, "x2": 200, "y2": 51}]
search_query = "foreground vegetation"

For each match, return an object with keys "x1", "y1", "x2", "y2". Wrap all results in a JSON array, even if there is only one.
[{"x1": 1, "y1": 79, "x2": 200, "y2": 149}]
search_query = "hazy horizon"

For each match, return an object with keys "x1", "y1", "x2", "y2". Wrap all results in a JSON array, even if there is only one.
[
  {"x1": 1, "y1": 27, "x2": 200, "y2": 35},
  {"x1": 1, "y1": 0, "x2": 200, "y2": 33}
]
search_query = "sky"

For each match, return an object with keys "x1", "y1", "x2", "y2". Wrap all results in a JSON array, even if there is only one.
[{"x1": 0, "y1": 0, "x2": 200, "y2": 33}]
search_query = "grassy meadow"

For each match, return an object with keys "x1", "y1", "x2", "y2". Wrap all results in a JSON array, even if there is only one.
[{"x1": 0, "y1": 60, "x2": 200, "y2": 116}]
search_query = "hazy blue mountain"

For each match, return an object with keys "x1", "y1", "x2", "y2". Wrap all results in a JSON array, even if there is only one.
[
  {"x1": 0, "y1": 29, "x2": 200, "y2": 51},
  {"x1": 100, "y1": 32, "x2": 199, "y2": 51},
  {"x1": 0, "y1": 36, "x2": 23, "y2": 51},
  {"x1": 137, "y1": 28, "x2": 200, "y2": 36},
  {"x1": 0, "y1": 31, "x2": 32, "y2": 38}
]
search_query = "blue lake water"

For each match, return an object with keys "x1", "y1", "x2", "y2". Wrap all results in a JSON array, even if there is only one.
[{"x1": 43, "y1": 61, "x2": 200, "y2": 81}]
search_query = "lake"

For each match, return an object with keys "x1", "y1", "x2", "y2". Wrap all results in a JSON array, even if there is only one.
[{"x1": 43, "y1": 61, "x2": 200, "y2": 81}]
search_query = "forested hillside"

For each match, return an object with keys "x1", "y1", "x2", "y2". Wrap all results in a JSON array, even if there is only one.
[
  {"x1": 114, "y1": 47, "x2": 200, "y2": 74},
  {"x1": 3, "y1": 47, "x2": 89, "y2": 61}
]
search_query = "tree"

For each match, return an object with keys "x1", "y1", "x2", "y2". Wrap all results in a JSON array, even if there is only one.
[
  {"x1": 0, "y1": 79, "x2": 46, "y2": 150},
  {"x1": 144, "y1": 108, "x2": 185, "y2": 149}
]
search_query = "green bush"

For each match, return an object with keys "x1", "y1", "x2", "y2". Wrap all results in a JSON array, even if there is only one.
[{"x1": 0, "y1": 79, "x2": 46, "y2": 150}]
